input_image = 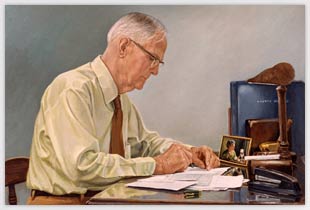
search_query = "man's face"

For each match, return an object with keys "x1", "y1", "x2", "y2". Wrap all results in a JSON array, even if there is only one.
[{"x1": 125, "y1": 35, "x2": 167, "y2": 90}]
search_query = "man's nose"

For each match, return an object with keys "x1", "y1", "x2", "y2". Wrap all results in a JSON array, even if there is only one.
[{"x1": 150, "y1": 66, "x2": 159, "y2": 75}]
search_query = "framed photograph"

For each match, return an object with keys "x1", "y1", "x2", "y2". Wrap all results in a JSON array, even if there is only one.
[{"x1": 219, "y1": 135, "x2": 252, "y2": 167}]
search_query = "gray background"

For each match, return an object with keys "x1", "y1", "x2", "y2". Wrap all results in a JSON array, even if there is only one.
[{"x1": 5, "y1": 5, "x2": 305, "y2": 204}]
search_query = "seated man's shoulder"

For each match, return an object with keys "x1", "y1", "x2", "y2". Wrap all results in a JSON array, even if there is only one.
[
  {"x1": 43, "y1": 65, "x2": 96, "y2": 103},
  {"x1": 59, "y1": 63, "x2": 94, "y2": 82},
  {"x1": 52, "y1": 64, "x2": 96, "y2": 89}
]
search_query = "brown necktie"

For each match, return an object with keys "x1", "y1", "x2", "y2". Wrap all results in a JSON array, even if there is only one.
[{"x1": 110, "y1": 95, "x2": 125, "y2": 157}]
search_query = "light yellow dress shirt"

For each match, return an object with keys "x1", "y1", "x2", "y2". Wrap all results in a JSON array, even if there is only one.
[{"x1": 26, "y1": 55, "x2": 183, "y2": 195}]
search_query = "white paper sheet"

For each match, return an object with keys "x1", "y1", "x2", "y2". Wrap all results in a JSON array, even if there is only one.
[
  {"x1": 183, "y1": 166, "x2": 230, "y2": 175},
  {"x1": 187, "y1": 167, "x2": 244, "y2": 191},
  {"x1": 244, "y1": 154, "x2": 280, "y2": 160},
  {"x1": 126, "y1": 180, "x2": 197, "y2": 191},
  {"x1": 126, "y1": 167, "x2": 243, "y2": 191},
  {"x1": 209, "y1": 175, "x2": 244, "y2": 188},
  {"x1": 167, "y1": 173, "x2": 202, "y2": 181}
]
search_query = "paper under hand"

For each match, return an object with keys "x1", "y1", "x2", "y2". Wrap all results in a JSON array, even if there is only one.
[{"x1": 126, "y1": 167, "x2": 243, "y2": 191}]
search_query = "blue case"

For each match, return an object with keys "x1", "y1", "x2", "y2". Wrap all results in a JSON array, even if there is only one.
[{"x1": 230, "y1": 81, "x2": 305, "y2": 155}]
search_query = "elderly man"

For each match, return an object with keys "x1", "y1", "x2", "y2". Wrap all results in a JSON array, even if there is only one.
[{"x1": 26, "y1": 12, "x2": 220, "y2": 204}]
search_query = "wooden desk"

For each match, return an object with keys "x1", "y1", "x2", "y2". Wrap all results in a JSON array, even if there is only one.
[
  {"x1": 87, "y1": 179, "x2": 234, "y2": 205},
  {"x1": 87, "y1": 156, "x2": 305, "y2": 205},
  {"x1": 87, "y1": 181, "x2": 304, "y2": 205}
]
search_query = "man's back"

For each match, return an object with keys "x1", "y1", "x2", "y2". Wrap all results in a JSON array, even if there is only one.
[{"x1": 26, "y1": 56, "x2": 170, "y2": 195}]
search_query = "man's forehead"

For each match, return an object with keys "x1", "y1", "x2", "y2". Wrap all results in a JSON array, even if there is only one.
[{"x1": 143, "y1": 33, "x2": 167, "y2": 59}]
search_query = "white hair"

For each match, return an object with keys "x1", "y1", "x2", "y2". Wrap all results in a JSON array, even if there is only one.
[{"x1": 107, "y1": 12, "x2": 167, "y2": 44}]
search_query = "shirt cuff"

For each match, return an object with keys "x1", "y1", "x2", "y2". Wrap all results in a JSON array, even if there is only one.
[
  {"x1": 183, "y1": 143, "x2": 194, "y2": 149},
  {"x1": 129, "y1": 156, "x2": 156, "y2": 176}
]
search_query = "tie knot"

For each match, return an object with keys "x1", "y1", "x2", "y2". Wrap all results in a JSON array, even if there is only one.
[{"x1": 113, "y1": 95, "x2": 121, "y2": 110}]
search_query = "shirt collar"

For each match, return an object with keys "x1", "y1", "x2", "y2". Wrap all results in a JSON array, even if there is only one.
[{"x1": 91, "y1": 55, "x2": 118, "y2": 104}]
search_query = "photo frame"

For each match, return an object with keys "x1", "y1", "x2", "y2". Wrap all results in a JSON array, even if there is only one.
[{"x1": 219, "y1": 135, "x2": 252, "y2": 167}]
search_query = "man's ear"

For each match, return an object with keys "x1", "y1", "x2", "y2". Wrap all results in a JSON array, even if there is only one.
[{"x1": 119, "y1": 37, "x2": 130, "y2": 58}]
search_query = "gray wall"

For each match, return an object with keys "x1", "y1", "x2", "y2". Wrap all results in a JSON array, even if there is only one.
[{"x1": 5, "y1": 5, "x2": 305, "y2": 204}]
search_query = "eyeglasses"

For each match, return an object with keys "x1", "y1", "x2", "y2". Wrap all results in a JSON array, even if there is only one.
[{"x1": 130, "y1": 39, "x2": 164, "y2": 68}]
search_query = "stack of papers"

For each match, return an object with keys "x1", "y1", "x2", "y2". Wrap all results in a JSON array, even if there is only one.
[
  {"x1": 126, "y1": 167, "x2": 245, "y2": 191},
  {"x1": 126, "y1": 178, "x2": 196, "y2": 191},
  {"x1": 188, "y1": 174, "x2": 244, "y2": 191}
]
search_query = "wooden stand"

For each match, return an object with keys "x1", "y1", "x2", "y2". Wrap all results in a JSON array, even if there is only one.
[
  {"x1": 276, "y1": 85, "x2": 291, "y2": 159},
  {"x1": 249, "y1": 85, "x2": 293, "y2": 177}
]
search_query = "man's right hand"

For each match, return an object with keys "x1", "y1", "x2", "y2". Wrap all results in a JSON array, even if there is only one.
[{"x1": 153, "y1": 144, "x2": 192, "y2": 175}]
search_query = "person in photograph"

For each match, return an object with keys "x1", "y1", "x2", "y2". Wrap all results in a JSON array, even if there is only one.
[{"x1": 222, "y1": 139, "x2": 237, "y2": 161}]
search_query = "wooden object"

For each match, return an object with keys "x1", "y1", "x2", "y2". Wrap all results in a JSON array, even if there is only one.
[
  {"x1": 277, "y1": 85, "x2": 291, "y2": 159},
  {"x1": 5, "y1": 157, "x2": 29, "y2": 205},
  {"x1": 250, "y1": 159, "x2": 293, "y2": 177},
  {"x1": 246, "y1": 118, "x2": 293, "y2": 154}
]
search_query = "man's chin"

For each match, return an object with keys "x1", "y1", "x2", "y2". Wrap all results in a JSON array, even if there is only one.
[
  {"x1": 135, "y1": 82, "x2": 145, "y2": 90},
  {"x1": 135, "y1": 85, "x2": 144, "y2": 90}
]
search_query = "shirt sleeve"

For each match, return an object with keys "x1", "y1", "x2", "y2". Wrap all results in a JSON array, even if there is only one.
[
  {"x1": 44, "y1": 87, "x2": 156, "y2": 186},
  {"x1": 127, "y1": 102, "x2": 191, "y2": 158}
]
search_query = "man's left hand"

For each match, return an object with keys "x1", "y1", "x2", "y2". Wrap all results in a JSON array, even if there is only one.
[{"x1": 191, "y1": 146, "x2": 220, "y2": 170}]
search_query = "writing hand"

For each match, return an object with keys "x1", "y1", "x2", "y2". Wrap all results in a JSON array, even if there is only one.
[
  {"x1": 153, "y1": 144, "x2": 192, "y2": 175},
  {"x1": 191, "y1": 146, "x2": 220, "y2": 170}
]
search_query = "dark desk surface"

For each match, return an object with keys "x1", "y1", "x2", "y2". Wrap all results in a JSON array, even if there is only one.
[
  {"x1": 87, "y1": 181, "x2": 304, "y2": 205},
  {"x1": 87, "y1": 157, "x2": 305, "y2": 205}
]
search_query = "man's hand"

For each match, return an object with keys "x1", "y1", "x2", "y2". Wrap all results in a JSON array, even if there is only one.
[
  {"x1": 191, "y1": 146, "x2": 220, "y2": 170},
  {"x1": 153, "y1": 144, "x2": 192, "y2": 175}
]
